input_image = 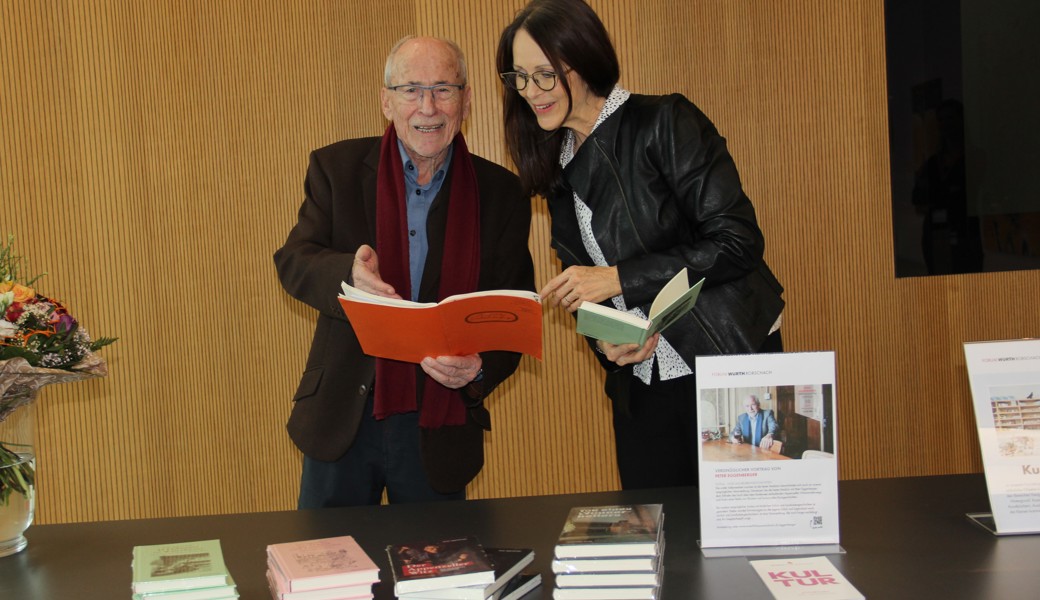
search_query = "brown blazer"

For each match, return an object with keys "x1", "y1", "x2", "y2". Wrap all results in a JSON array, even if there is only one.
[{"x1": 274, "y1": 137, "x2": 535, "y2": 493}]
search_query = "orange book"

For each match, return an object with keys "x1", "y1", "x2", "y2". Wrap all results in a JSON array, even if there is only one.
[{"x1": 337, "y1": 282, "x2": 543, "y2": 364}]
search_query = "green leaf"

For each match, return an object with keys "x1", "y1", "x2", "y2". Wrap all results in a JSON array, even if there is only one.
[{"x1": 91, "y1": 336, "x2": 119, "y2": 351}]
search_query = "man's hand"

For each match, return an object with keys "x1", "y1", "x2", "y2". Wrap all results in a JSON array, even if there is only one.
[
  {"x1": 596, "y1": 333, "x2": 660, "y2": 367},
  {"x1": 351, "y1": 244, "x2": 399, "y2": 298},
  {"x1": 759, "y1": 434, "x2": 775, "y2": 450},
  {"x1": 540, "y1": 265, "x2": 621, "y2": 313},
  {"x1": 421, "y1": 354, "x2": 482, "y2": 390}
]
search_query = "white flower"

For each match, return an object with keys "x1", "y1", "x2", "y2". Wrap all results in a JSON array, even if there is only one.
[{"x1": 0, "y1": 318, "x2": 17, "y2": 337}]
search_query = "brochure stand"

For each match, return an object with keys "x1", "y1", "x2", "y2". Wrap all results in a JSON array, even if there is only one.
[
  {"x1": 963, "y1": 512, "x2": 1038, "y2": 536},
  {"x1": 695, "y1": 352, "x2": 843, "y2": 557},
  {"x1": 699, "y1": 543, "x2": 845, "y2": 559},
  {"x1": 963, "y1": 338, "x2": 1040, "y2": 537}
]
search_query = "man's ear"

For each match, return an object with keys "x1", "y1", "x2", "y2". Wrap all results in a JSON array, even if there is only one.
[
  {"x1": 380, "y1": 87, "x2": 393, "y2": 121},
  {"x1": 460, "y1": 85, "x2": 473, "y2": 121}
]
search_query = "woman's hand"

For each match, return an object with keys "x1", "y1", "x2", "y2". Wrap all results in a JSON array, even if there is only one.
[
  {"x1": 540, "y1": 265, "x2": 622, "y2": 313},
  {"x1": 597, "y1": 333, "x2": 660, "y2": 366}
]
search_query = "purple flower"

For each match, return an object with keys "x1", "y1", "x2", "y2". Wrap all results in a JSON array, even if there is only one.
[{"x1": 54, "y1": 312, "x2": 77, "y2": 333}]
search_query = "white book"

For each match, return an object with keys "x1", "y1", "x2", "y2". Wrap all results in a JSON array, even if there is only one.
[
  {"x1": 551, "y1": 541, "x2": 662, "y2": 574},
  {"x1": 555, "y1": 571, "x2": 660, "y2": 588},
  {"x1": 552, "y1": 586, "x2": 658, "y2": 600}
]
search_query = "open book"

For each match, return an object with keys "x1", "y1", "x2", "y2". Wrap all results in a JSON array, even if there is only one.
[
  {"x1": 576, "y1": 268, "x2": 704, "y2": 346},
  {"x1": 337, "y1": 283, "x2": 543, "y2": 363}
]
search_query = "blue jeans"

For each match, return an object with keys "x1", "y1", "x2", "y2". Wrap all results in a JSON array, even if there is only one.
[{"x1": 297, "y1": 393, "x2": 466, "y2": 507}]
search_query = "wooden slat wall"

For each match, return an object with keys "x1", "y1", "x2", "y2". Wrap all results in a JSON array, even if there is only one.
[{"x1": 2, "y1": 0, "x2": 1037, "y2": 525}]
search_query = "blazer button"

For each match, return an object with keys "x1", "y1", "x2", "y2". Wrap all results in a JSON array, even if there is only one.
[{"x1": 357, "y1": 384, "x2": 368, "y2": 396}]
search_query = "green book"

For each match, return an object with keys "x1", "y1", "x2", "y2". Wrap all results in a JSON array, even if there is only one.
[
  {"x1": 576, "y1": 268, "x2": 704, "y2": 346},
  {"x1": 132, "y1": 575, "x2": 237, "y2": 600},
  {"x1": 131, "y1": 539, "x2": 232, "y2": 594}
]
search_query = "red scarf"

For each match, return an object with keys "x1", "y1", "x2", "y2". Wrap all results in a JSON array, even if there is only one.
[{"x1": 373, "y1": 125, "x2": 481, "y2": 428}]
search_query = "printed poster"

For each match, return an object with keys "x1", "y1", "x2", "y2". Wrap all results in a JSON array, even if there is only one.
[
  {"x1": 697, "y1": 351, "x2": 839, "y2": 549},
  {"x1": 963, "y1": 338, "x2": 1040, "y2": 534}
]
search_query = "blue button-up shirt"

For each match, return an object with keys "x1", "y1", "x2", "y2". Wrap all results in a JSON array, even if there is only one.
[{"x1": 399, "y1": 140, "x2": 452, "y2": 301}]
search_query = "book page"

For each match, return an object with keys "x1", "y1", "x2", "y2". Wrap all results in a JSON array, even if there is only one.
[
  {"x1": 339, "y1": 282, "x2": 433, "y2": 308},
  {"x1": 579, "y1": 302, "x2": 652, "y2": 328},
  {"x1": 443, "y1": 289, "x2": 541, "y2": 303},
  {"x1": 340, "y1": 282, "x2": 539, "y2": 307},
  {"x1": 648, "y1": 276, "x2": 703, "y2": 337},
  {"x1": 648, "y1": 268, "x2": 690, "y2": 319}
]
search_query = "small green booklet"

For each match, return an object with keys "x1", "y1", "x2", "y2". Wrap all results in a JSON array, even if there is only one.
[
  {"x1": 131, "y1": 539, "x2": 232, "y2": 594},
  {"x1": 576, "y1": 268, "x2": 704, "y2": 346}
]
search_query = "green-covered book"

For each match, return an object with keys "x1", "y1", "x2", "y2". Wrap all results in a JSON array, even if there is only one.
[
  {"x1": 131, "y1": 539, "x2": 232, "y2": 594},
  {"x1": 132, "y1": 575, "x2": 237, "y2": 600},
  {"x1": 576, "y1": 268, "x2": 704, "y2": 346}
]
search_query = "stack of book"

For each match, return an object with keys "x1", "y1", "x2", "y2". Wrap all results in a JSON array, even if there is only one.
[
  {"x1": 131, "y1": 539, "x2": 238, "y2": 600},
  {"x1": 389, "y1": 536, "x2": 541, "y2": 600},
  {"x1": 551, "y1": 504, "x2": 665, "y2": 600},
  {"x1": 266, "y1": 535, "x2": 381, "y2": 600}
]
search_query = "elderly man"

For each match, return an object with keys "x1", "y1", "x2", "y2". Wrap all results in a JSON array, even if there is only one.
[
  {"x1": 274, "y1": 36, "x2": 534, "y2": 507},
  {"x1": 733, "y1": 394, "x2": 778, "y2": 449}
]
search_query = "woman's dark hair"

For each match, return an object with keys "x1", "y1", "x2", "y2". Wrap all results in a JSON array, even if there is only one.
[{"x1": 496, "y1": 0, "x2": 620, "y2": 198}]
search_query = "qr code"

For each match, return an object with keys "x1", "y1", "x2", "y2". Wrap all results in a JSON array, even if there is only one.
[{"x1": 810, "y1": 515, "x2": 823, "y2": 528}]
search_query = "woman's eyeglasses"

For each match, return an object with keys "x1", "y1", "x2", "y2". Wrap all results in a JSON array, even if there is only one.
[{"x1": 499, "y1": 70, "x2": 560, "y2": 92}]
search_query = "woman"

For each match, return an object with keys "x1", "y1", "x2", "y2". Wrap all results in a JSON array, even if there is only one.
[{"x1": 497, "y1": 0, "x2": 785, "y2": 489}]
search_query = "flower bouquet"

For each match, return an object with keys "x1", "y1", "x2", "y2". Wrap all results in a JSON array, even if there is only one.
[{"x1": 1, "y1": 234, "x2": 116, "y2": 508}]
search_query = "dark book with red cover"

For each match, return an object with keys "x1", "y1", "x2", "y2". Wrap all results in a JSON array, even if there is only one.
[{"x1": 386, "y1": 536, "x2": 496, "y2": 595}]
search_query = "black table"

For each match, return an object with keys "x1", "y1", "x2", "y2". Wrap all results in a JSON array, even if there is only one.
[{"x1": 1, "y1": 474, "x2": 1035, "y2": 599}]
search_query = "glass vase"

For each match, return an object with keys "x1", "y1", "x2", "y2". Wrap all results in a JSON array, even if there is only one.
[{"x1": 0, "y1": 396, "x2": 35, "y2": 557}]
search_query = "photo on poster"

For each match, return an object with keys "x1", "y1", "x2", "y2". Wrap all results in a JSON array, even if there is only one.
[
  {"x1": 986, "y1": 383, "x2": 1040, "y2": 457},
  {"x1": 697, "y1": 352, "x2": 839, "y2": 550},
  {"x1": 699, "y1": 384, "x2": 835, "y2": 462}
]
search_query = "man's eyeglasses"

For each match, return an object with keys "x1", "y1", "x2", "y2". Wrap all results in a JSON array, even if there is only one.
[
  {"x1": 499, "y1": 70, "x2": 560, "y2": 92},
  {"x1": 386, "y1": 84, "x2": 465, "y2": 104}
]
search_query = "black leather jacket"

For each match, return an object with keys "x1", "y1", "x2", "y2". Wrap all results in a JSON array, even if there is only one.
[{"x1": 549, "y1": 93, "x2": 784, "y2": 366}]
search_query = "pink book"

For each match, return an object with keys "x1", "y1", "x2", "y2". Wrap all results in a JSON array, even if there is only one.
[
  {"x1": 267, "y1": 535, "x2": 380, "y2": 592},
  {"x1": 266, "y1": 569, "x2": 374, "y2": 600}
]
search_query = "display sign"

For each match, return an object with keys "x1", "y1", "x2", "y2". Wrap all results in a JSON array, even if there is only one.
[
  {"x1": 696, "y1": 352, "x2": 840, "y2": 551},
  {"x1": 963, "y1": 338, "x2": 1040, "y2": 535}
]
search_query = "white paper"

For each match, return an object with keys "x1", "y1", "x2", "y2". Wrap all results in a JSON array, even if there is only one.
[
  {"x1": 748, "y1": 556, "x2": 864, "y2": 600},
  {"x1": 696, "y1": 352, "x2": 840, "y2": 549},
  {"x1": 963, "y1": 338, "x2": 1040, "y2": 535}
]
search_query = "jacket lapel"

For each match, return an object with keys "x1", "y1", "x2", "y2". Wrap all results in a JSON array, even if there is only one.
[
  {"x1": 559, "y1": 104, "x2": 628, "y2": 266},
  {"x1": 362, "y1": 140, "x2": 382, "y2": 245}
]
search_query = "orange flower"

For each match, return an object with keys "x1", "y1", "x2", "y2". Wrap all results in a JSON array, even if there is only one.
[{"x1": 0, "y1": 282, "x2": 35, "y2": 303}]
